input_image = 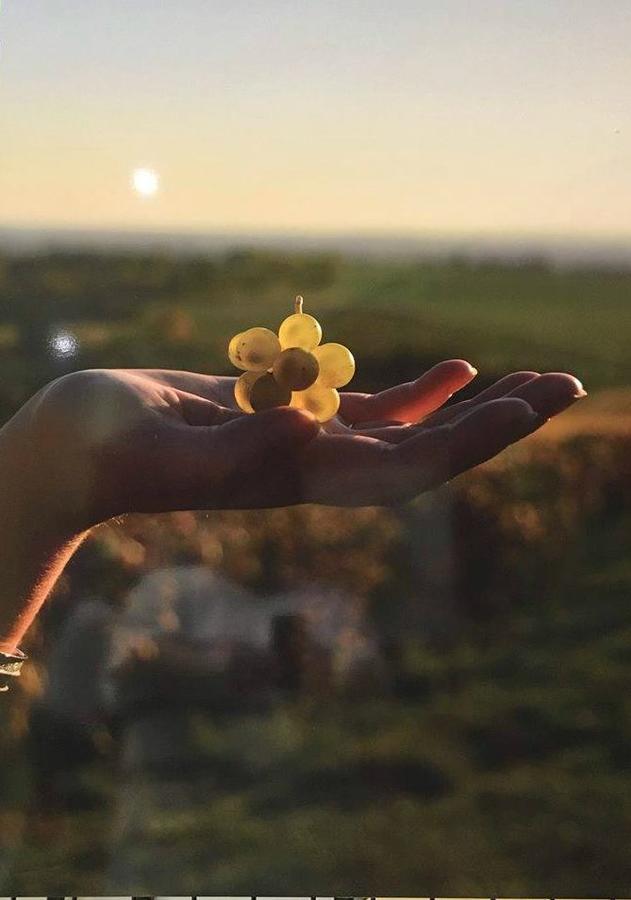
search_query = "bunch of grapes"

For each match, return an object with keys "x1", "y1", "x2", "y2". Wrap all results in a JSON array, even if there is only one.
[{"x1": 228, "y1": 296, "x2": 355, "y2": 423}]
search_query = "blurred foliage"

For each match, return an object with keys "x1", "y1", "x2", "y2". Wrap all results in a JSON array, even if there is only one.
[
  {"x1": 0, "y1": 246, "x2": 630, "y2": 416},
  {"x1": 0, "y1": 248, "x2": 630, "y2": 893}
]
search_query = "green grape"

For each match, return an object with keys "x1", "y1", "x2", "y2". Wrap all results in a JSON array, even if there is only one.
[
  {"x1": 278, "y1": 313, "x2": 322, "y2": 351},
  {"x1": 229, "y1": 327, "x2": 281, "y2": 371},
  {"x1": 273, "y1": 347, "x2": 320, "y2": 391},
  {"x1": 313, "y1": 342, "x2": 355, "y2": 388},
  {"x1": 234, "y1": 370, "x2": 264, "y2": 413},
  {"x1": 292, "y1": 384, "x2": 340, "y2": 422},
  {"x1": 250, "y1": 372, "x2": 291, "y2": 412}
]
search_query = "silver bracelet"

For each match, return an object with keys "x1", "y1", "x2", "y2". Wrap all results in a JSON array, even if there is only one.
[{"x1": 0, "y1": 648, "x2": 27, "y2": 692}]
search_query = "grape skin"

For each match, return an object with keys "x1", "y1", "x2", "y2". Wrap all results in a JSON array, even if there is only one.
[
  {"x1": 229, "y1": 327, "x2": 281, "y2": 371},
  {"x1": 278, "y1": 313, "x2": 322, "y2": 351},
  {"x1": 228, "y1": 333, "x2": 246, "y2": 370},
  {"x1": 273, "y1": 348, "x2": 320, "y2": 391},
  {"x1": 250, "y1": 372, "x2": 291, "y2": 411},
  {"x1": 313, "y1": 342, "x2": 355, "y2": 388},
  {"x1": 234, "y1": 370, "x2": 264, "y2": 413},
  {"x1": 292, "y1": 384, "x2": 340, "y2": 422}
]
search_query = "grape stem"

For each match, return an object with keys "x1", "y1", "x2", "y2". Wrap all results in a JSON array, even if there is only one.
[{"x1": 294, "y1": 295, "x2": 304, "y2": 315}]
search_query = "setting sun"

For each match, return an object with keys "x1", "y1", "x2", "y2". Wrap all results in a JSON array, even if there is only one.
[{"x1": 131, "y1": 167, "x2": 159, "y2": 198}]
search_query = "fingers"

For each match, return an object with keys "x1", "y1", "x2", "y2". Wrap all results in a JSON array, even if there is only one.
[
  {"x1": 302, "y1": 398, "x2": 541, "y2": 507},
  {"x1": 175, "y1": 390, "x2": 241, "y2": 426},
  {"x1": 355, "y1": 371, "x2": 586, "y2": 444},
  {"x1": 350, "y1": 423, "x2": 417, "y2": 444},
  {"x1": 442, "y1": 397, "x2": 541, "y2": 478},
  {"x1": 421, "y1": 371, "x2": 539, "y2": 426},
  {"x1": 503, "y1": 372, "x2": 586, "y2": 419},
  {"x1": 339, "y1": 359, "x2": 477, "y2": 424},
  {"x1": 392, "y1": 398, "x2": 541, "y2": 496},
  {"x1": 347, "y1": 371, "x2": 538, "y2": 441},
  {"x1": 433, "y1": 371, "x2": 585, "y2": 428},
  {"x1": 134, "y1": 407, "x2": 320, "y2": 513}
]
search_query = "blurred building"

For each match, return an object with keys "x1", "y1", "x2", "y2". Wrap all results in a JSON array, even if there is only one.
[{"x1": 107, "y1": 564, "x2": 388, "y2": 723}]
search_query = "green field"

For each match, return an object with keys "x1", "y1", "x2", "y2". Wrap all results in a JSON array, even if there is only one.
[{"x1": 1, "y1": 250, "x2": 629, "y2": 416}]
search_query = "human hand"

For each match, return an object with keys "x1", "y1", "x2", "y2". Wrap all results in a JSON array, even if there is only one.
[
  {"x1": 138, "y1": 361, "x2": 584, "y2": 507},
  {"x1": 5, "y1": 361, "x2": 583, "y2": 530}
]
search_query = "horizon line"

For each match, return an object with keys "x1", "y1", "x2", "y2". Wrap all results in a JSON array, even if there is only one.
[{"x1": 2, "y1": 222, "x2": 631, "y2": 244}]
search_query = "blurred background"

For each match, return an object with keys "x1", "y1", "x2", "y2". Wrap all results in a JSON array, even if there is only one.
[{"x1": 1, "y1": 0, "x2": 630, "y2": 894}]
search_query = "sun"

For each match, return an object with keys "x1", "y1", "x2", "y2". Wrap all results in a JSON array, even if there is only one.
[{"x1": 131, "y1": 167, "x2": 159, "y2": 197}]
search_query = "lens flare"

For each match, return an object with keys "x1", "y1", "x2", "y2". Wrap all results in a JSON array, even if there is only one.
[{"x1": 48, "y1": 328, "x2": 79, "y2": 359}]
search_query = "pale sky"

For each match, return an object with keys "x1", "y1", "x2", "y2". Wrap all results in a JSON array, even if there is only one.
[{"x1": 2, "y1": 0, "x2": 630, "y2": 235}]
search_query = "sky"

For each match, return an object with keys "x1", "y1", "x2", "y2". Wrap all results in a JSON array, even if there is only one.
[{"x1": 1, "y1": 0, "x2": 630, "y2": 236}]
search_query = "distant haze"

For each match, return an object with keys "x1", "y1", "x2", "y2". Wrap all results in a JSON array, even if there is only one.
[{"x1": 1, "y1": 226, "x2": 630, "y2": 269}]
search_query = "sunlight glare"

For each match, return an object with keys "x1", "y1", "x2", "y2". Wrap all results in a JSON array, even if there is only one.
[{"x1": 132, "y1": 167, "x2": 159, "y2": 197}]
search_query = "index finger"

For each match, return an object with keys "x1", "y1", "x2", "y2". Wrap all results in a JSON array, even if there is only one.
[
  {"x1": 139, "y1": 369, "x2": 237, "y2": 407},
  {"x1": 339, "y1": 359, "x2": 477, "y2": 425}
]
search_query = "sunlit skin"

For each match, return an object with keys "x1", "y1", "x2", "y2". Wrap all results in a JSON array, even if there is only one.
[{"x1": 0, "y1": 361, "x2": 585, "y2": 653}]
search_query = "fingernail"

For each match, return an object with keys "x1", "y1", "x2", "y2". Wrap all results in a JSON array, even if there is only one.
[{"x1": 467, "y1": 364, "x2": 478, "y2": 377}]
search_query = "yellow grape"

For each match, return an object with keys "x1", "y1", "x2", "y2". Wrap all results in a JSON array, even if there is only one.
[
  {"x1": 229, "y1": 327, "x2": 281, "y2": 371},
  {"x1": 250, "y1": 372, "x2": 291, "y2": 412},
  {"x1": 228, "y1": 332, "x2": 246, "y2": 370},
  {"x1": 278, "y1": 313, "x2": 322, "y2": 351},
  {"x1": 234, "y1": 370, "x2": 264, "y2": 413},
  {"x1": 313, "y1": 342, "x2": 355, "y2": 388},
  {"x1": 273, "y1": 347, "x2": 320, "y2": 391},
  {"x1": 292, "y1": 384, "x2": 340, "y2": 422}
]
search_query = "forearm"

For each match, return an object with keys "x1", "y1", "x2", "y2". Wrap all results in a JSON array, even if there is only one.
[
  {"x1": 0, "y1": 519, "x2": 86, "y2": 653},
  {"x1": 0, "y1": 413, "x2": 88, "y2": 652}
]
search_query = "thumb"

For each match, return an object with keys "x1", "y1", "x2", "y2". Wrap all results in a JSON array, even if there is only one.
[
  {"x1": 157, "y1": 406, "x2": 320, "y2": 512},
  {"x1": 211, "y1": 406, "x2": 320, "y2": 470}
]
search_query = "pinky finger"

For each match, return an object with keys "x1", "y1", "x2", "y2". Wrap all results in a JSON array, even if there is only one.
[
  {"x1": 447, "y1": 397, "x2": 540, "y2": 479},
  {"x1": 395, "y1": 397, "x2": 541, "y2": 494}
]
